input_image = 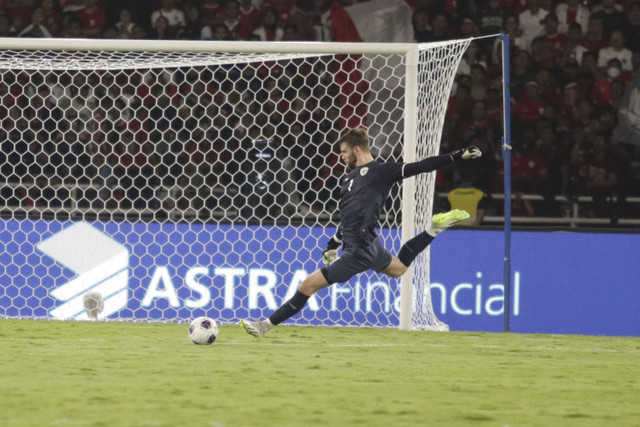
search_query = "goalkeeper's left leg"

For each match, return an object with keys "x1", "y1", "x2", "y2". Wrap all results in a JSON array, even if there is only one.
[{"x1": 393, "y1": 209, "x2": 470, "y2": 269}]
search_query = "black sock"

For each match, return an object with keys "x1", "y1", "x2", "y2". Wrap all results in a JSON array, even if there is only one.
[
  {"x1": 397, "y1": 231, "x2": 435, "y2": 267},
  {"x1": 268, "y1": 290, "x2": 310, "y2": 325}
]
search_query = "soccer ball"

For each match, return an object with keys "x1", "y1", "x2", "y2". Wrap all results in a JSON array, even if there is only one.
[{"x1": 188, "y1": 316, "x2": 219, "y2": 345}]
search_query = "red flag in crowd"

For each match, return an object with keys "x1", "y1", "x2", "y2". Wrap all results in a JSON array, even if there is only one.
[{"x1": 330, "y1": 1, "x2": 368, "y2": 130}]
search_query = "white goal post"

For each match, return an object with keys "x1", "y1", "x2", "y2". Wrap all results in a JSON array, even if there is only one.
[{"x1": 0, "y1": 37, "x2": 471, "y2": 330}]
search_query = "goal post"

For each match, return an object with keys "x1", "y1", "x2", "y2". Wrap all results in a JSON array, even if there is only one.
[{"x1": 0, "y1": 37, "x2": 471, "y2": 330}]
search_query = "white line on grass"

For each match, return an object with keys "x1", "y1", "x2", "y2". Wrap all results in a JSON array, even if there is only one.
[{"x1": 219, "y1": 340, "x2": 640, "y2": 354}]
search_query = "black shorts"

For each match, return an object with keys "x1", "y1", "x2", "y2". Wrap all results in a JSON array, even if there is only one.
[{"x1": 322, "y1": 236, "x2": 393, "y2": 284}]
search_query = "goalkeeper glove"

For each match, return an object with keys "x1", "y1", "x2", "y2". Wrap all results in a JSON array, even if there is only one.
[
  {"x1": 450, "y1": 146, "x2": 482, "y2": 162},
  {"x1": 322, "y1": 235, "x2": 342, "y2": 265}
]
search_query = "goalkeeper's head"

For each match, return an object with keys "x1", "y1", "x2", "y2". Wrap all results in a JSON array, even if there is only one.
[{"x1": 338, "y1": 127, "x2": 372, "y2": 169}]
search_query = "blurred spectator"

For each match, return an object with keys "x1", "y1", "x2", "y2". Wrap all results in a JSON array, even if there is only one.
[
  {"x1": 212, "y1": 22, "x2": 231, "y2": 40},
  {"x1": 130, "y1": 24, "x2": 146, "y2": 39},
  {"x1": 555, "y1": 0, "x2": 589, "y2": 35},
  {"x1": 577, "y1": 49, "x2": 602, "y2": 90},
  {"x1": 518, "y1": 0, "x2": 548, "y2": 45},
  {"x1": 491, "y1": 15, "x2": 528, "y2": 64},
  {"x1": 456, "y1": 99, "x2": 496, "y2": 144},
  {"x1": 102, "y1": 24, "x2": 117, "y2": 38},
  {"x1": 592, "y1": 58, "x2": 627, "y2": 106},
  {"x1": 59, "y1": 16, "x2": 81, "y2": 37},
  {"x1": 597, "y1": 30, "x2": 633, "y2": 74},
  {"x1": 571, "y1": 131, "x2": 618, "y2": 216},
  {"x1": 115, "y1": 7, "x2": 135, "y2": 39},
  {"x1": 583, "y1": 16, "x2": 608, "y2": 52},
  {"x1": 562, "y1": 22, "x2": 588, "y2": 66},
  {"x1": 429, "y1": 13, "x2": 453, "y2": 42},
  {"x1": 528, "y1": 35, "x2": 545, "y2": 66},
  {"x1": 540, "y1": 14, "x2": 567, "y2": 61},
  {"x1": 573, "y1": 99, "x2": 595, "y2": 130},
  {"x1": 252, "y1": 9, "x2": 283, "y2": 41},
  {"x1": 536, "y1": 68, "x2": 563, "y2": 108},
  {"x1": 474, "y1": 0, "x2": 510, "y2": 37},
  {"x1": 447, "y1": 82, "x2": 473, "y2": 130},
  {"x1": 457, "y1": 41, "x2": 486, "y2": 76},
  {"x1": 182, "y1": 4, "x2": 202, "y2": 39},
  {"x1": 150, "y1": 15, "x2": 173, "y2": 39},
  {"x1": 624, "y1": 1, "x2": 640, "y2": 53},
  {"x1": 511, "y1": 130, "x2": 548, "y2": 195},
  {"x1": 0, "y1": 13, "x2": 17, "y2": 36},
  {"x1": 597, "y1": 105, "x2": 618, "y2": 135},
  {"x1": 310, "y1": 0, "x2": 331, "y2": 41},
  {"x1": 41, "y1": 0, "x2": 61, "y2": 36},
  {"x1": 412, "y1": 7, "x2": 431, "y2": 43},
  {"x1": 200, "y1": 0, "x2": 222, "y2": 27},
  {"x1": 8, "y1": 0, "x2": 34, "y2": 32},
  {"x1": 282, "y1": 23, "x2": 301, "y2": 40},
  {"x1": 558, "y1": 80, "x2": 583, "y2": 125},
  {"x1": 465, "y1": 132, "x2": 498, "y2": 194},
  {"x1": 510, "y1": 50, "x2": 536, "y2": 100},
  {"x1": 536, "y1": 125, "x2": 570, "y2": 201},
  {"x1": 590, "y1": 0, "x2": 626, "y2": 41},
  {"x1": 268, "y1": 0, "x2": 299, "y2": 24},
  {"x1": 515, "y1": 80, "x2": 546, "y2": 124},
  {"x1": 469, "y1": 63, "x2": 488, "y2": 100},
  {"x1": 221, "y1": 0, "x2": 246, "y2": 39},
  {"x1": 626, "y1": 146, "x2": 640, "y2": 199},
  {"x1": 460, "y1": 17, "x2": 480, "y2": 39},
  {"x1": 150, "y1": 0, "x2": 185, "y2": 32},
  {"x1": 238, "y1": 0, "x2": 262, "y2": 40},
  {"x1": 76, "y1": 0, "x2": 106, "y2": 38},
  {"x1": 559, "y1": 56, "x2": 580, "y2": 88},
  {"x1": 606, "y1": 77, "x2": 626, "y2": 110},
  {"x1": 17, "y1": 7, "x2": 52, "y2": 37},
  {"x1": 446, "y1": 167, "x2": 489, "y2": 225},
  {"x1": 533, "y1": 42, "x2": 563, "y2": 84}
]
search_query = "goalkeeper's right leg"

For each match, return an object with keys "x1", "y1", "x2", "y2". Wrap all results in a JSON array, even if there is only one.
[{"x1": 428, "y1": 209, "x2": 470, "y2": 235}]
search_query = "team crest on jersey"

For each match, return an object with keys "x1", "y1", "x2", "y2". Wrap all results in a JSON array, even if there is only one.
[{"x1": 360, "y1": 167, "x2": 369, "y2": 176}]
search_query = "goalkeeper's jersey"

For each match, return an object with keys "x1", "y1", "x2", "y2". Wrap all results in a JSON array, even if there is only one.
[
  {"x1": 337, "y1": 154, "x2": 454, "y2": 244},
  {"x1": 338, "y1": 160, "x2": 404, "y2": 244}
]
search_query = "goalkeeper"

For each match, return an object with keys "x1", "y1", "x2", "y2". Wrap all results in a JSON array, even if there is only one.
[{"x1": 241, "y1": 128, "x2": 481, "y2": 337}]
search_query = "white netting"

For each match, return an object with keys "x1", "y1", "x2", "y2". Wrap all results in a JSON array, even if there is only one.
[
  {"x1": 411, "y1": 41, "x2": 472, "y2": 330},
  {"x1": 0, "y1": 40, "x2": 470, "y2": 329}
]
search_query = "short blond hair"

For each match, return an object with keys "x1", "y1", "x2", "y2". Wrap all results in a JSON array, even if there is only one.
[{"x1": 337, "y1": 128, "x2": 370, "y2": 151}]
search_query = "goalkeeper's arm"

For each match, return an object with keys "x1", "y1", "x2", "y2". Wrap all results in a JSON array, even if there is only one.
[
  {"x1": 402, "y1": 146, "x2": 482, "y2": 178},
  {"x1": 322, "y1": 229, "x2": 342, "y2": 265}
]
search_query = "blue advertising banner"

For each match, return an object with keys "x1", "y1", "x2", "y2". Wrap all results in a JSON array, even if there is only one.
[
  {"x1": 1, "y1": 219, "x2": 639, "y2": 336},
  {"x1": 430, "y1": 231, "x2": 640, "y2": 336}
]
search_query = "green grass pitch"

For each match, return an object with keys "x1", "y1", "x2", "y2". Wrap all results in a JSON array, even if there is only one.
[{"x1": 1, "y1": 319, "x2": 639, "y2": 426}]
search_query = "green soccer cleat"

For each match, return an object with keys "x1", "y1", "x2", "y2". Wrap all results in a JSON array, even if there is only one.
[
  {"x1": 240, "y1": 319, "x2": 271, "y2": 338},
  {"x1": 430, "y1": 209, "x2": 470, "y2": 233}
]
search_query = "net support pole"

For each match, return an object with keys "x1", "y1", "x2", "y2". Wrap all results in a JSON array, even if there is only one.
[
  {"x1": 500, "y1": 33, "x2": 513, "y2": 333},
  {"x1": 399, "y1": 45, "x2": 419, "y2": 331}
]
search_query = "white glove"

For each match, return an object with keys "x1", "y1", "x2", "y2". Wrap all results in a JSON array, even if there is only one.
[
  {"x1": 461, "y1": 146, "x2": 482, "y2": 160},
  {"x1": 451, "y1": 146, "x2": 482, "y2": 161},
  {"x1": 322, "y1": 248, "x2": 339, "y2": 265},
  {"x1": 322, "y1": 235, "x2": 342, "y2": 265}
]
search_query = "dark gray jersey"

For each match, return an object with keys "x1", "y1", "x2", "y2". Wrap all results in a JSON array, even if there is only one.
[
  {"x1": 338, "y1": 161, "x2": 403, "y2": 243},
  {"x1": 337, "y1": 154, "x2": 453, "y2": 244}
]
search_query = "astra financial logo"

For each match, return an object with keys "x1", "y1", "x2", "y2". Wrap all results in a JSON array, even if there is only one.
[{"x1": 37, "y1": 223, "x2": 129, "y2": 320}]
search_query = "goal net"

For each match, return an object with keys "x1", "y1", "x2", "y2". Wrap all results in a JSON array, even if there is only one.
[{"x1": 0, "y1": 39, "x2": 470, "y2": 330}]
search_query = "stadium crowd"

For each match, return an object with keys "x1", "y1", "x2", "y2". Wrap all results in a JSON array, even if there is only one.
[{"x1": 1, "y1": 0, "x2": 640, "y2": 224}]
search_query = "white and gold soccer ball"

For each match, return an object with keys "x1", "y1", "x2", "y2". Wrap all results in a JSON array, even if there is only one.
[{"x1": 188, "y1": 316, "x2": 219, "y2": 345}]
